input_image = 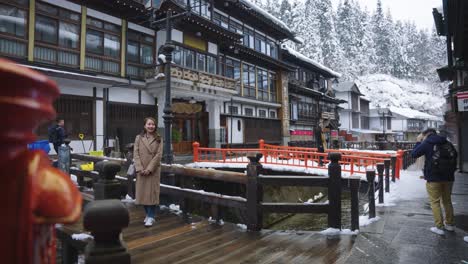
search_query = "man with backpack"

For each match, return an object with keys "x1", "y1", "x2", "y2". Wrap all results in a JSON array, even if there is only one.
[
  {"x1": 411, "y1": 128, "x2": 458, "y2": 236},
  {"x1": 48, "y1": 118, "x2": 66, "y2": 154}
]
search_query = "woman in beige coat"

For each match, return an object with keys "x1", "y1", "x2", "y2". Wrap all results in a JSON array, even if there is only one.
[{"x1": 133, "y1": 117, "x2": 162, "y2": 227}]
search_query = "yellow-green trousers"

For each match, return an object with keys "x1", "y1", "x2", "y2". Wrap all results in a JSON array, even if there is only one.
[{"x1": 426, "y1": 182, "x2": 454, "y2": 228}]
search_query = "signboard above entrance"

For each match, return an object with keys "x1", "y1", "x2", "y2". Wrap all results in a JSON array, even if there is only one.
[
  {"x1": 457, "y1": 91, "x2": 468, "y2": 112},
  {"x1": 290, "y1": 130, "x2": 313, "y2": 136}
]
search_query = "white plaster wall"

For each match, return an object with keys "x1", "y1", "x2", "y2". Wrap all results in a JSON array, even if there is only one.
[
  {"x1": 335, "y1": 92, "x2": 349, "y2": 109},
  {"x1": 370, "y1": 117, "x2": 381, "y2": 131},
  {"x1": 96, "y1": 100, "x2": 104, "y2": 151},
  {"x1": 141, "y1": 90, "x2": 155, "y2": 105},
  {"x1": 227, "y1": 117, "x2": 244, "y2": 144},
  {"x1": 59, "y1": 85, "x2": 93, "y2": 97},
  {"x1": 339, "y1": 111, "x2": 351, "y2": 130},
  {"x1": 391, "y1": 118, "x2": 406, "y2": 132},
  {"x1": 108, "y1": 88, "x2": 139, "y2": 104},
  {"x1": 48, "y1": 140, "x2": 93, "y2": 155}
]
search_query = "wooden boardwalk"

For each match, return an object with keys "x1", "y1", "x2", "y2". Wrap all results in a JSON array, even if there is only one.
[{"x1": 59, "y1": 202, "x2": 355, "y2": 264}]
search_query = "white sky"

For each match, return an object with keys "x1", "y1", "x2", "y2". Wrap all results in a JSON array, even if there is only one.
[{"x1": 331, "y1": 0, "x2": 442, "y2": 30}]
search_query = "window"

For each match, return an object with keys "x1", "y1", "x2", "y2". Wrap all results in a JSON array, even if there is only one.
[
  {"x1": 257, "y1": 69, "x2": 268, "y2": 101},
  {"x1": 242, "y1": 64, "x2": 256, "y2": 98},
  {"x1": 85, "y1": 16, "x2": 121, "y2": 74},
  {"x1": 213, "y1": 12, "x2": 228, "y2": 28},
  {"x1": 245, "y1": 108, "x2": 253, "y2": 117},
  {"x1": 207, "y1": 55, "x2": 216, "y2": 74},
  {"x1": 183, "y1": 48, "x2": 195, "y2": 68},
  {"x1": 270, "y1": 111, "x2": 276, "y2": 118},
  {"x1": 0, "y1": 3, "x2": 27, "y2": 37},
  {"x1": 127, "y1": 30, "x2": 154, "y2": 78},
  {"x1": 197, "y1": 53, "x2": 206, "y2": 71},
  {"x1": 0, "y1": 2, "x2": 28, "y2": 58},
  {"x1": 259, "y1": 109, "x2": 266, "y2": 118},
  {"x1": 243, "y1": 27, "x2": 254, "y2": 49},
  {"x1": 269, "y1": 73, "x2": 277, "y2": 102},
  {"x1": 228, "y1": 106, "x2": 238, "y2": 115},
  {"x1": 228, "y1": 20, "x2": 242, "y2": 34},
  {"x1": 190, "y1": 0, "x2": 211, "y2": 19},
  {"x1": 33, "y1": 2, "x2": 80, "y2": 66}
]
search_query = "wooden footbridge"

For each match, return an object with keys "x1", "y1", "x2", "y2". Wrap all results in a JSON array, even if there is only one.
[
  {"x1": 57, "y1": 145, "x2": 416, "y2": 263},
  {"x1": 58, "y1": 202, "x2": 355, "y2": 264}
]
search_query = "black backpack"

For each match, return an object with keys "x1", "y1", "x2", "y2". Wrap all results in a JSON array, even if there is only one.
[{"x1": 432, "y1": 141, "x2": 457, "y2": 177}]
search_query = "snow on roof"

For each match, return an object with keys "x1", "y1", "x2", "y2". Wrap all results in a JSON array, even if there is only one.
[
  {"x1": 281, "y1": 45, "x2": 341, "y2": 78},
  {"x1": 239, "y1": 0, "x2": 295, "y2": 36},
  {"x1": 389, "y1": 107, "x2": 440, "y2": 121},
  {"x1": 334, "y1": 81, "x2": 361, "y2": 93}
]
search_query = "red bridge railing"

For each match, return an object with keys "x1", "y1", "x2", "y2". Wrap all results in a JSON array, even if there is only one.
[{"x1": 192, "y1": 140, "x2": 404, "y2": 176}]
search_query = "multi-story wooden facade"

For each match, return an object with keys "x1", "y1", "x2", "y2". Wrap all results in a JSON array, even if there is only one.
[
  {"x1": 434, "y1": 0, "x2": 468, "y2": 171},
  {"x1": 281, "y1": 46, "x2": 342, "y2": 147},
  {"x1": 0, "y1": 0, "x2": 342, "y2": 154}
]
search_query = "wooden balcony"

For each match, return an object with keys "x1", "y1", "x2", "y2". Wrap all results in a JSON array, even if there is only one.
[{"x1": 145, "y1": 65, "x2": 237, "y2": 91}]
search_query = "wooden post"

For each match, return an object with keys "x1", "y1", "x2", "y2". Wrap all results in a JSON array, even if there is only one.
[
  {"x1": 328, "y1": 152, "x2": 342, "y2": 229},
  {"x1": 349, "y1": 177, "x2": 360, "y2": 231},
  {"x1": 192, "y1": 141, "x2": 200, "y2": 162},
  {"x1": 366, "y1": 170, "x2": 376, "y2": 219},
  {"x1": 84, "y1": 200, "x2": 130, "y2": 264},
  {"x1": 93, "y1": 161, "x2": 122, "y2": 200},
  {"x1": 259, "y1": 139, "x2": 266, "y2": 159},
  {"x1": 384, "y1": 159, "x2": 390, "y2": 193},
  {"x1": 391, "y1": 156, "x2": 397, "y2": 182},
  {"x1": 377, "y1": 163, "x2": 384, "y2": 204},
  {"x1": 246, "y1": 152, "x2": 263, "y2": 231}
]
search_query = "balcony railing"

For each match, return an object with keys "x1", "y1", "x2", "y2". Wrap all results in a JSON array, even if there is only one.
[
  {"x1": 145, "y1": 64, "x2": 236, "y2": 90},
  {"x1": 0, "y1": 36, "x2": 27, "y2": 58}
]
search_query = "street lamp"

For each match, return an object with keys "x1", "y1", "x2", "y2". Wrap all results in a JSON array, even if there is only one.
[{"x1": 377, "y1": 108, "x2": 388, "y2": 141}]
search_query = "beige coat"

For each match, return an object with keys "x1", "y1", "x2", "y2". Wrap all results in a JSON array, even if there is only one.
[{"x1": 133, "y1": 133, "x2": 163, "y2": 205}]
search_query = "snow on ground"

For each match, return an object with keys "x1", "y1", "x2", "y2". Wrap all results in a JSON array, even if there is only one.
[
  {"x1": 236, "y1": 224, "x2": 247, "y2": 231},
  {"x1": 121, "y1": 194, "x2": 135, "y2": 203},
  {"x1": 72, "y1": 233, "x2": 93, "y2": 241},
  {"x1": 464, "y1": 236, "x2": 468, "y2": 243},
  {"x1": 320, "y1": 228, "x2": 359, "y2": 236},
  {"x1": 359, "y1": 216, "x2": 381, "y2": 227}
]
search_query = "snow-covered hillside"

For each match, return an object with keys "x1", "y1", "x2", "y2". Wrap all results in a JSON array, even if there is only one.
[{"x1": 356, "y1": 74, "x2": 446, "y2": 117}]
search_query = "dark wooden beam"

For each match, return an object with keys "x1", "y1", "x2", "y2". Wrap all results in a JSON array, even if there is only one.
[{"x1": 261, "y1": 202, "x2": 329, "y2": 214}]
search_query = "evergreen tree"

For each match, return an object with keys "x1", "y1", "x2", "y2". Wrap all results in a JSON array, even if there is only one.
[{"x1": 316, "y1": 0, "x2": 343, "y2": 71}]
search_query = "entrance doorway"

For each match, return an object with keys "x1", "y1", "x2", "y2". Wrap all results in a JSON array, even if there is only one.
[{"x1": 171, "y1": 100, "x2": 208, "y2": 154}]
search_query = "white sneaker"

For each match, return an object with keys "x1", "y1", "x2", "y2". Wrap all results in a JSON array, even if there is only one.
[
  {"x1": 430, "y1": 227, "x2": 445, "y2": 236},
  {"x1": 444, "y1": 224, "x2": 455, "y2": 232},
  {"x1": 144, "y1": 217, "x2": 155, "y2": 227},
  {"x1": 143, "y1": 216, "x2": 148, "y2": 223}
]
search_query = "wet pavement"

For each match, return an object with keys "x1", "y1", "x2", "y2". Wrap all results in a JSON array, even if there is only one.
[{"x1": 345, "y1": 172, "x2": 468, "y2": 264}]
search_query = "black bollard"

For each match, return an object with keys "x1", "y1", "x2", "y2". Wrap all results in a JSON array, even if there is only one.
[
  {"x1": 246, "y1": 152, "x2": 263, "y2": 231},
  {"x1": 328, "y1": 152, "x2": 342, "y2": 229},
  {"x1": 366, "y1": 170, "x2": 376, "y2": 218},
  {"x1": 349, "y1": 177, "x2": 360, "y2": 231},
  {"x1": 93, "y1": 161, "x2": 122, "y2": 200},
  {"x1": 83, "y1": 200, "x2": 130, "y2": 264},
  {"x1": 391, "y1": 156, "x2": 397, "y2": 182},
  {"x1": 377, "y1": 163, "x2": 384, "y2": 204},
  {"x1": 384, "y1": 159, "x2": 390, "y2": 193}
]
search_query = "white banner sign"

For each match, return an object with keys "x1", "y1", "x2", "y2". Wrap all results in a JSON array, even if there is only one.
[{"x1": 457, "y1": 91, "x2": 468, "y2": 112}]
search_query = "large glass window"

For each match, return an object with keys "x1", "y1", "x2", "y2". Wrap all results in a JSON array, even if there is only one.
[
  {"x1": 207, "y1": 55, "x2": 216, "y2": 74},
  {"x1": 213, "y1": 12, "x2": 228, "y2": 28},
  {"x1": 197, "y1": 53, "x2": 206, "y2": 71},
  {"x1": 190, "y1": 0, "x2": 211, "y2": 19},
  {"x1": 243, "y1": 64, "x2": 256, "y2": 98},
  {"x1": 127, "y1": 30, "x2": 154, "y2": 78},
  {"x1": 269, "y1": 72, "x2": 277, "y2": 102},
  {"x1": 35, "y1": 15, "x2": 57, "y2": 44},
  {"x1": 34, "y1": 2, "x2": 80, "y2": 66},
  {"x1": 85, "y1": 17, "x2": 121, "y2": 74},
  {"x1": 243, "y1": 28, "x2": 254, "y2": 49},
  {"x1": 257, "y1": 69, "x2": 268, "y2": 101},
  {"x1": 0, "y1": 3, "x2": 27, "y2": 37}
]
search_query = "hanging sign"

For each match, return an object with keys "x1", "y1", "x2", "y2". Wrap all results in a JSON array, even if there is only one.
[
  {"x1": 290, "y1": 130, "x2": 313, "y2": 136},
  {"x1": 457, "y1": 92, "x2": 468, "y2": 112},
  {"x1": 330, "y1": 130, "x2": 338, "y2": 140}
]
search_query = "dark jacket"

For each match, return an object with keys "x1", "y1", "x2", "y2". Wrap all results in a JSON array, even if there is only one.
[
  {"x1": 49, "y1": 124, "x2": 66, "y2": 146},
  {"x1": 411, "y1": 133, "x2": 454, "y2": 182}
]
